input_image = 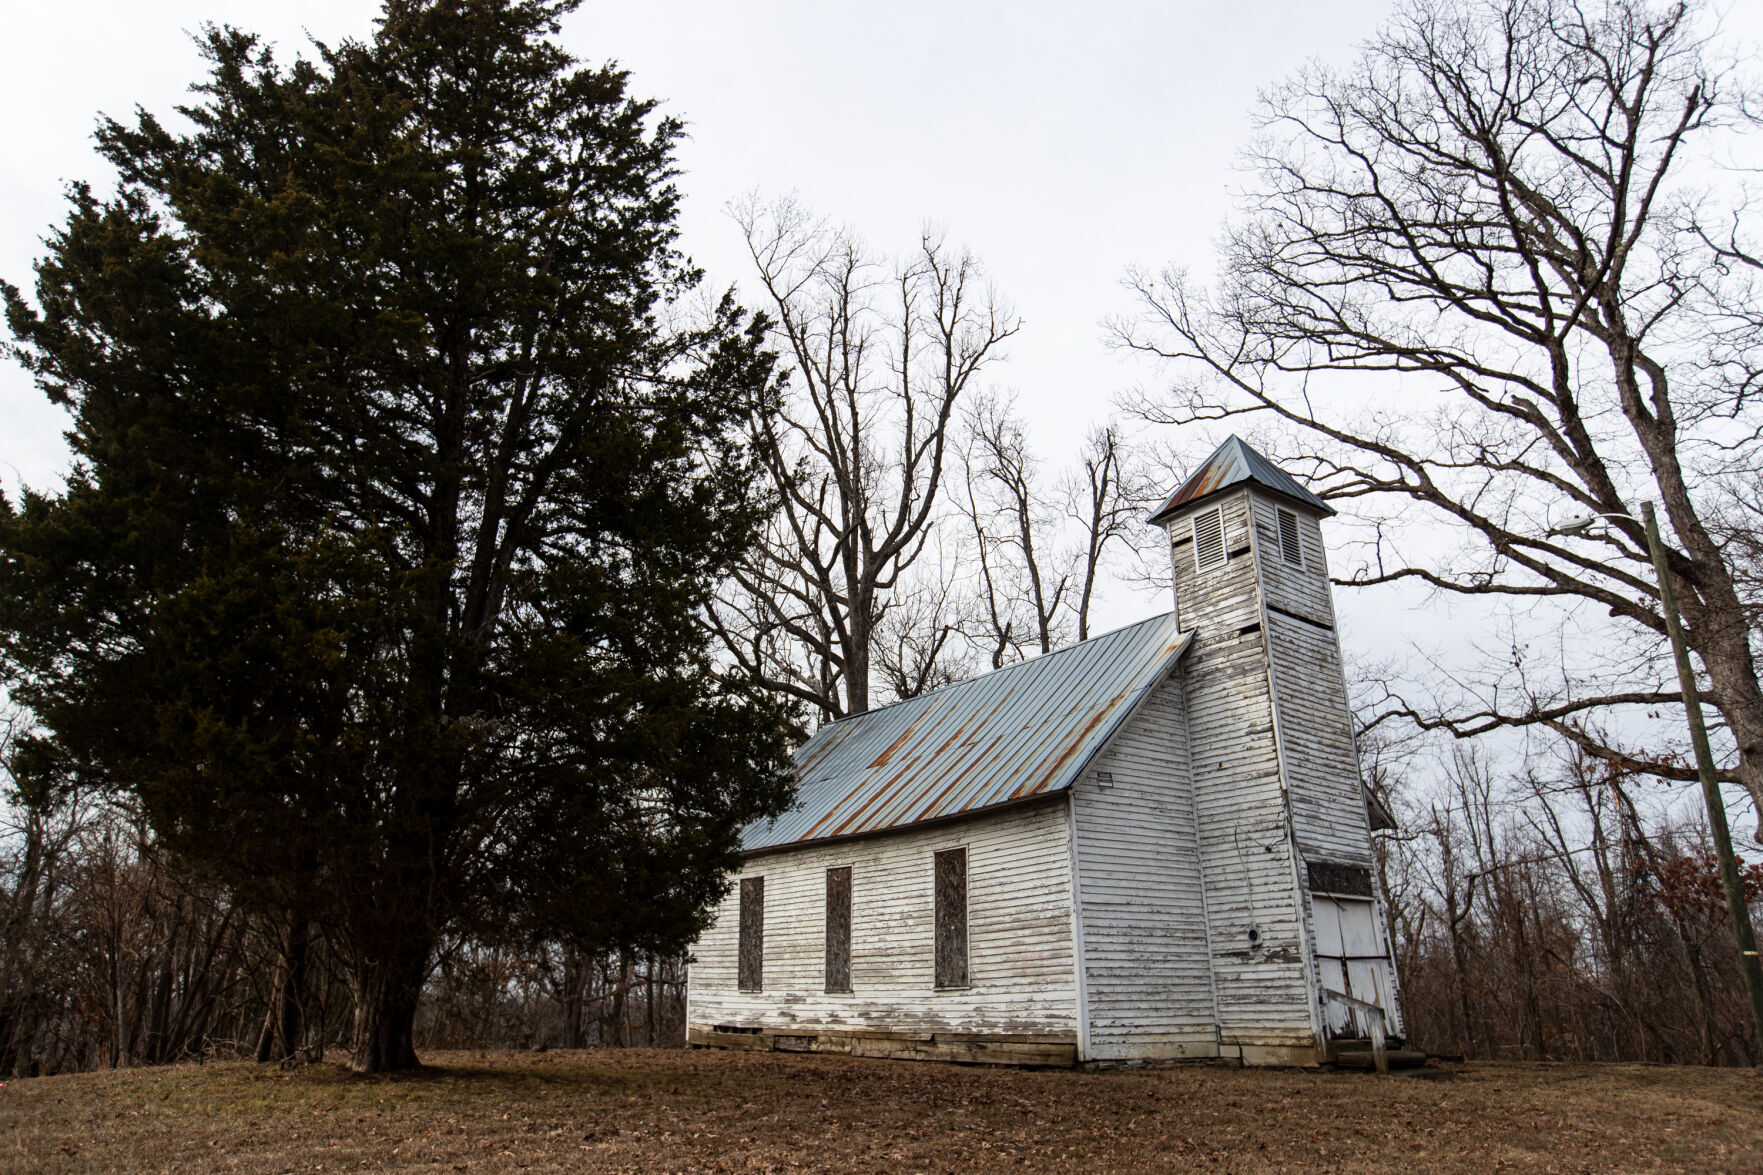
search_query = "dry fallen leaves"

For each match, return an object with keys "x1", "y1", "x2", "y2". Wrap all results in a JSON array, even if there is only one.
[{"x1": 1, "y1": 1049, "x2": 1760, "y2": 1173}]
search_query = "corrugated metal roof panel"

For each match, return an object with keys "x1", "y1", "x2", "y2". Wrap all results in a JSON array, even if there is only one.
[
  {"x1": 1147, "y1": 435, "x2": 1334, "y2": 523},
  {"x1": 743, "y1": 612, "x2": 1191, "y2": 852}
]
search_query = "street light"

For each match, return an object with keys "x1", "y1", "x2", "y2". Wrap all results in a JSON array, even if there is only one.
[{"x1": 1549, "y1": 503, "x2": 1763, "y2": 1059}]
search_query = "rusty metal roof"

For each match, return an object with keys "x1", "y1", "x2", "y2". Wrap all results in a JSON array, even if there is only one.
[
  {"x1": 742, "y1": 612, "x2": 1191, "y2": 852},
  {"x1": 1147, "y1": 435, "x2": 1333, "y2": 524}
]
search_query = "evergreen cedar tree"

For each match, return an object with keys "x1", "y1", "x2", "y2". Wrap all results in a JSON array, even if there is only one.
[{"x1": 0, "y1": 0, "x2": 798, "y2": 1073}]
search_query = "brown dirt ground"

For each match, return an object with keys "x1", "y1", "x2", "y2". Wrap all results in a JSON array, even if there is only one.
[{"x1": 2, "y1": 1048, "x2": 1760, "y2": 1174}]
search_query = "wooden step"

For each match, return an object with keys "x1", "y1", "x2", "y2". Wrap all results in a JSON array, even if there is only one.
[{"x1": 1329, "y1": 1044, "x2": 1428, "y2": 1070}]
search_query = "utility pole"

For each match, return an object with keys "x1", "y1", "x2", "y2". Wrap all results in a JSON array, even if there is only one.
[{"x1": 1640, "y1": 501, "x2": 1763, "y2": 1061}]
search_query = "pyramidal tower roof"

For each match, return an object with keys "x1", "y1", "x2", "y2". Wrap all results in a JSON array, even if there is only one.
[{"x1": 1147, "y1": 435, "x2": 1334, "y2": 525}]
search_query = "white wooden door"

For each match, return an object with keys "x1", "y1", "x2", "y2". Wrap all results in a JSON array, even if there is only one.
[{"x1": 1312, "y1": 896, "x2": 1394, "y2": 1038}]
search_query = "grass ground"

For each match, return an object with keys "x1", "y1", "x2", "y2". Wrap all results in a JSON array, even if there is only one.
[{"x1": 2, "y1": 1048, "x2": 1760, "y2": 1174}]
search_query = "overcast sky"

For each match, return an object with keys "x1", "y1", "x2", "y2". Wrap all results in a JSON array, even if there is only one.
[
  {"x1": 0, "y1": 0, "x2": 1424, "y2": 648},
  {"x1": 0, "y1": 1, "x2": 1397, "y2": 490},
  {"x1": 5, "y1": 0, "x2": 1762, "y2": 768}
]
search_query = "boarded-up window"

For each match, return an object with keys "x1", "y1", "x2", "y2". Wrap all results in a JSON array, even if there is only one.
[
  {"x1": 738, "y1": 876, "x2": 764, "y2": 992},
  {"x1": 1192, "y1": 505, "x2": 1226, "y2": 572},
  {"x1": 934, "y1": 849, "x2": 968, "y2": 988},
  {"x1": 825, "y1": 866, "x2": 852, "y2": 993},
  {"x1": 1277, "y1": 507, "x2": 1303, "y2": 567}
]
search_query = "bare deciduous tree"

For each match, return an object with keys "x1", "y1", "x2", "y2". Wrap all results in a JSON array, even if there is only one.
[
  {"x1": 715, "y1": 199, "x2": 1018, "y2": 718},
  {"x1": 1062, "y1": 423, "x2": 1160, "y2": 641},
  {"x1": 957, "y1": 399, "x2": 1161, "y2": 668},
  {"x1": 873, "y1": 558, "x2": 971, "y2": 702},
  {"x1": 1115, "y1": 0, "x2": 1763, "y2": 831},
  {"x1": 958, "y1": 394, "x2": 1072, "y2": 665}
]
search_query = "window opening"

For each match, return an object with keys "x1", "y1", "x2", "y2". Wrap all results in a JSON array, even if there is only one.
[
  {"x1": 738, "y1": 876, "x2": 764, "y2": 992},
  {"x1": 825, "y1": 866, "x2": 852, "y2": 993},
  {"x1": 1192, "y1": 505, "x2": 1226, "y2": 572},
  {"x1": 934, "y1": 848, "x2": 969, "y2": 988}
]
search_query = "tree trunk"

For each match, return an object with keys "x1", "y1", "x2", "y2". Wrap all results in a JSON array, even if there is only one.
[
  {"x1": 347, "y1": 941, "x2": 430, "y2": 1073},
  {"x1": 645, "y1": 954, "x2": 656, "y2": 1047},
  {"x1": 561, "y1": 946, "x2": 586, "y2": 1050},
  {"x1": 845, "y1": 599, "x2": 871, "y2": 715},
  {"x1": 1447, "y1": 901, "x2": 1475, "y2": 1058},
  {"x1": 609, "y1": 955, "x2": 632, "y2": 1048},
  {"x1": 254, "y1": 914, "x2": 312, "y2": 1062},
  {"x1": 0, "y1": 815, "x2": 47, "y2": 1077},
  {"x1": 276, "y1": 919, "x2": 310, "y2": 1060},
  {"x1": 253, "y1": 1003, "x2": 276, "y2": 1063},
  {"x1": 1676, "y1": 929, "x2": 1720, "y2": 1066},
  {"x1": 1689, "y1": 616, "x2": 1763, "y2": 840}
]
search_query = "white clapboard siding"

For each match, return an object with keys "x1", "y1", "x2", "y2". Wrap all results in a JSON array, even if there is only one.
[
  {"x1": 1071, "y1": 671, "x2": 1218, "y2": 1059},
  {"x1": 1267, "y1": 610, "x2": 1375, "y2": 867},
  {"x1": 1168, "y1": 489, "x2": 1317, "y2": 1046},
  {"x1": 688, "y1": 798, "x2": 1079, "y2": 1039}
]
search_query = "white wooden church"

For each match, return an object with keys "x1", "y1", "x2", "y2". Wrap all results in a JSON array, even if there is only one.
[{"x1": 686, "y1": 437, "x2": 1402, "y2": 1066}]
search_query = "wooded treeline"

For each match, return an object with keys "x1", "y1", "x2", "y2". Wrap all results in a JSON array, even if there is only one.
[
  {"x1": 1371, "y1": 735, "x2": 1762, "y2": 1065},
  {"x1": 9, "y1": 704, "x2": 1761, "y2": 1073},
  {"x1": 0, "y1": 779, "x2": 686, "y2": 1075}
]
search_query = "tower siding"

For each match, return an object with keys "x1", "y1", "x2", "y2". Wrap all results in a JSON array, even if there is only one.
[
  {"x1": 1266, "y1": 608, "x2": 1374, "y2": 867},
  {"x1": 1169, "y1": 488, "x2": 1318, "y2": 1049}
]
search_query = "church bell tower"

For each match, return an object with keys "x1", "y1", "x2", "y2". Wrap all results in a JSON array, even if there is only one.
[{"x1": 1149, "y1": 437, "x2": 1402, "y2": 1058}]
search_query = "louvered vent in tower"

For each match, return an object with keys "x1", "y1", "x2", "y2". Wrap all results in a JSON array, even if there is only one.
[
  {"x1": 1192, "y1": 505, "x2": 1226, "y2": 572},
  {"x1": 1277, "y1": 507, "x2": 1303, "y2": 567}
]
